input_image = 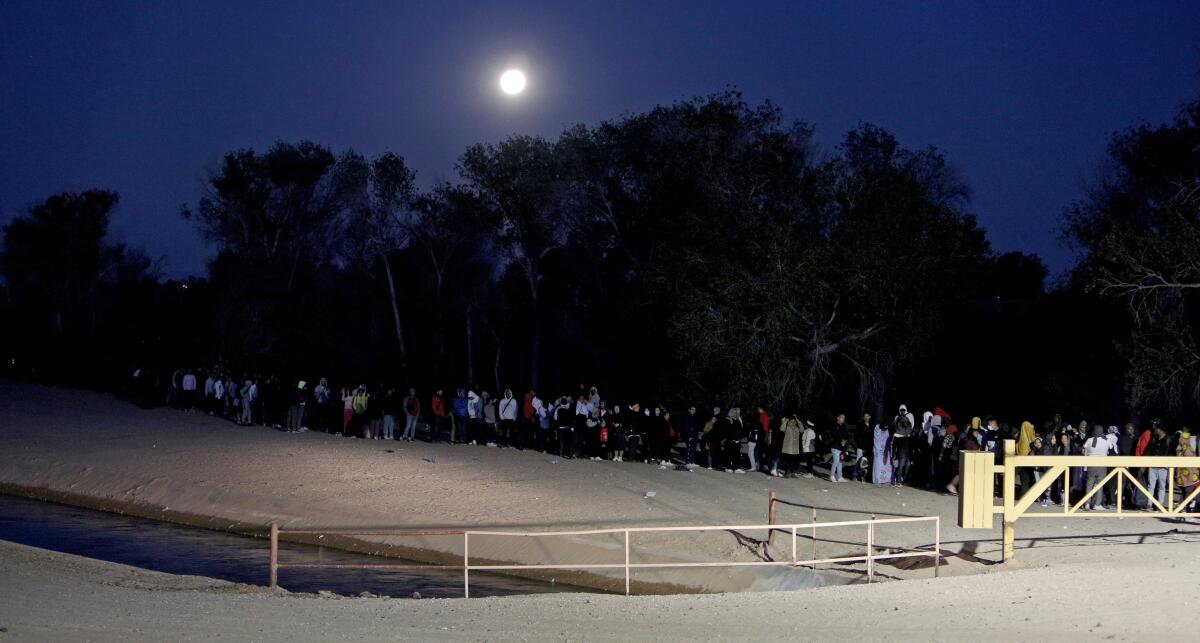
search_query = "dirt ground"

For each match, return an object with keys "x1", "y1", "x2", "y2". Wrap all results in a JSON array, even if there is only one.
[{"x1": 1, "y1": 381, "x2": 1198, "y2": 638}]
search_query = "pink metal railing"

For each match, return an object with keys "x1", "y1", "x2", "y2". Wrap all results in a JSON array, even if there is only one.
[{"x1": 268, "y1": 515, "x2": 940, "y2": 597}]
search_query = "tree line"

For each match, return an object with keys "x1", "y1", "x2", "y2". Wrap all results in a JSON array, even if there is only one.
[{"x1": 3, "y1": 92, "x2": 1199, "y2": 422}]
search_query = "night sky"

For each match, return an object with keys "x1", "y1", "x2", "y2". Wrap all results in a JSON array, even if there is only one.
[{"x1": 2, "y1": 1, "x2": 1198, "y2": 278}]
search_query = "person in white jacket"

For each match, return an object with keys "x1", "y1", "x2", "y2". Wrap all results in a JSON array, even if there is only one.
[
  {"x1": 466, "y1": 389, "x2": 482, "y2": 445},
  {"x1": 499, "y1": 389, "x2": 518, "y2": 446},
  {"x1": 1082, "y1": 425, "x2": 1118, "y2": 510},
  {"x1": 801, "y1": 420, "x2": 817, "y2": 478}
]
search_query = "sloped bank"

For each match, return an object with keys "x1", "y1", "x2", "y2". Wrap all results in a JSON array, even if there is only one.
[
  {"x1": 0, "y1": 480, "x2": 824, "y2": 596},
  {"x1": 0, "y1": 382, "x2": 866, "y2": 594}
]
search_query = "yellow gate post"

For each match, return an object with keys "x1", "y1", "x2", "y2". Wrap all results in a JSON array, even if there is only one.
[
  {"x1": 1001, "y1": 440, "x2": 1016, "y2": 561},
  {"x1": 958, "y1": 449, "x2": 996, "y2": 528},
  {"x1": 957, "y1": 440, "x2": 1010, "y2": 560}
]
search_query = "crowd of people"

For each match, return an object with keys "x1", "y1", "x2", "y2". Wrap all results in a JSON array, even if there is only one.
[{"x1": 157, "y1": 368, "x2": 1200, "y2": 512}]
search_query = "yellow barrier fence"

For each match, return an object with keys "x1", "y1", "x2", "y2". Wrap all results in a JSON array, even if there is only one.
[{"x1": 958, "y1": 439, "x2": 1200, "y2": 561}]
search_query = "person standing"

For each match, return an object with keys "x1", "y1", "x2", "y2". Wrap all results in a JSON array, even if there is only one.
[
  {"x1": 379, "y1": 388, "x2": 398, "y2": 441},
  {"x1": 892, "y1": 404, "x2": 915, "y2": 486},
  {"x1": 610, "y1": 403, "x2": 627, "y2": 462},
  {"x1": 1145, "y1": 422, "x2": 1170, "y2": 508},
  {"x1": 623, "y1": 402, "x2": 644, "y2": 462},
  {"x1": 573, "y1": 394, "x2": 592, "y2": 457},
  {"x1": 660, "y1": 407, "x2": 677, "y2": 465},
  {"x1": 286, "y1": 380, "x2": 308, "y2": 433},
  {"x1": 555, "y1": 397, "x2": 576, "y2": 458},
  {"x1": 1176, "y1": 427, "x2": 1200, "y2": 512},
  {"x1": 402, "y1": 388, "x2": 420, "y2": 442},
  {"x1": 800, "y1": 420, "x2": 817, "y2": 478},
  {"x1": 239, "y1": 378, "x2": 254, "y2": 426},
  {"x1": 776, "y1": 414, "x2": 801, "y2": 477},
  {"x1": 181, "y1": 369, "x2": 198, "y2": 413},
  {"x1": 830, "y1": 414, "x2": 849, "y2": 483},
  {"x1": 351, "y1": 385, "x2": 370, "y2": 438},
  {"x1": 853, "y1": 411, "x2": 873, "y2": 483},
  {"x1": 430, "y1": 389, "x2": 448, "y2": 443},
  {"x1": 872, "y1": 421, "x2": 893, "y2": 485},
  {"x1": 1082, "y1": 425, "x2": 1117, "y2": 510},
  {"x1": 701, "y1": 407, "x2": 720, "y2": 469},
  {"x1": 452, "y1": 388, "x2": 469, "y2": 443},
  {"x1": 313, "y1": 378, "x2": 332, "y2": 433},
  {"x1": 723, "y1": 408, "x2": 745, "y2": 471},
  {"x1": 203, "y1": 372, "x2": 216, "y2": 415},
  {"x1": 683, "y1": 405, "x2": 700, "y2": 467},
  {"x1": 522, "y1": 389, "x2": 537, "y2": 449},
  {"x1": 467, "y1": 388, "x2": 482, "y2": 445},
  {"x1": 366, "y1": 384, "x2": 383, "y2": 439},
  {"x1": 530, "y1": 392, "x2": 546, "y2": 451},
  {"x1": 341, "y1": 387, "x2": 355, "y2": 436},
  {"x1": 499, "y1": 389, "x2": 518, "y2": 447},
  {"x1": 756, "y1": 407, "x2": 771, "y2": 473},
  {"x1": 483, "y1": 396, "x2": 498, "y2": 445}
]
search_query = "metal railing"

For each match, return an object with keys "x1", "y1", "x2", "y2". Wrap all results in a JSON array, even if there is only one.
[{"x1": 268, "y1": 515, "x2": 940, "y2": 597}]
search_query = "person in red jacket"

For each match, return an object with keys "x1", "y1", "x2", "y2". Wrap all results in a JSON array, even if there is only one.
[
  {"x1": 430, "y1": 389, "x2": 448, "y2": 443},
  {"x1": 522, "y1": 389, "x2": 536, "y2": 449},
  {"x1": 757, "y1": 407, "x2": 771, "y2": 473}
]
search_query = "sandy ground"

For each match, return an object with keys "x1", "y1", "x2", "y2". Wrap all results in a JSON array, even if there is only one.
[
  {"x1": 2, "y1": 381, "x2": 1200, "y2": 591},
  {"x1": 1, "y1": 536, "x2": 1195, "y2": 642}
]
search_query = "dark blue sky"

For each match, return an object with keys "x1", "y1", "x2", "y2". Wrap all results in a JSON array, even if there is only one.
[{"x1": 2, "y1": 1, "x2": 1198, "y2": 278}]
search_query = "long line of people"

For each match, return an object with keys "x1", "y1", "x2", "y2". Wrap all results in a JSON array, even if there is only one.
[{"x1": 158, "y1": 368, "x2": 1200, "y2": 512}]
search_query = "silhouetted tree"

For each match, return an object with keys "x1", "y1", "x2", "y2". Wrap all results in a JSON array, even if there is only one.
[{"x1": 1064, "y1": 96, "x2": 1200, "y2": 413}]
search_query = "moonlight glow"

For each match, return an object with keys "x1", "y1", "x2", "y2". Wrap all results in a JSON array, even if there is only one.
[{"x1": 499, "y1": 69, "x2": 527, "y2": 95}]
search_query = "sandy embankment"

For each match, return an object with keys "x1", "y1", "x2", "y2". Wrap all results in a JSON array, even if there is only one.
[
  {"x1": 2, "y1": 381, "x2": 1199, "y2": 594},
  {"x1": 3, "y1": 536, "x2": 1198, "y2": 641}
]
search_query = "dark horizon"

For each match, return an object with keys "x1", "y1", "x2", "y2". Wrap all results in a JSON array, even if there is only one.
[{"x1": 2, "y1": 1, "x2": 1200, "y2": 279}]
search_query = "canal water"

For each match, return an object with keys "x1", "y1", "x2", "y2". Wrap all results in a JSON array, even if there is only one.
[{"x1": 0, "y1": 494, "x2": 566, "y2": 598}]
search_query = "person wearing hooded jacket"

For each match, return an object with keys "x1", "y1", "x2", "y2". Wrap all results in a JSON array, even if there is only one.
[
  {"x1": 1082, "y1": 425, "x2": 1117, "y2": 510},
  {"x1": 499, "y1": 389, "x2": 518, "y2": 447},
  {"x1": 1144, "y1": 422, "x2": 1171, "y2": 508},
  {"x1": 451, "y1": 388, "x2": 469, "y2": 443},
  {"x1": 892, "y1": 404, "x2": 915, "y2": 486},
  {"x1": 1015, "y1": 420, "x2": 1037, "y2": 493},
  {"x1": 800, "y1": 420, "x2": 817, "y2": 477},
  {"x1": 401, "y1": 388, "x2": 420, "y2": 441},
  {"x1": 467, "y1": 388, "x2": 483, "y2": 445},
  {"x1": 775, "y1": 414, "x2": 801, "y2": 477}
]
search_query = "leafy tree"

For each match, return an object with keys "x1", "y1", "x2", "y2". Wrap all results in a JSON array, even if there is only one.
[
  {"x1": 2, "y1": 190, "x2": 120, "y2": 337},
  {"x1": 182, "y1": 141, "x2": 345, "y2": 363},
  {"x1": 334, "y1": 150, "x2": 419, "y2": 367},
  {"x1": 1064, "y1": 97, "x2": 1200, "y2": 413},
  {"x1": 458, "y1": 136, "x2": 573, "y2": 389},
  {"x1": 565, "y1": 94, "x2": 987, "y2": 411},
  {"x1": 409, "y1": 184, "x2": 491, "y2": 380}
]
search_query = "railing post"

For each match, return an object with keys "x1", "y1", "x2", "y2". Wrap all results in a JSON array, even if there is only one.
[
  {"x1": 790, "y1": 527, "x2": 796, "y2": 566},
  {"x1": 269, "y1": 522, "x2": 278, "y2": 589},
  {"x1": 463, "y1": 532, "x2": 470, "y2": 599},
  {"x1": 811, "y1": 507, "x2": 817, "y2": 568},
  {"x1": 934, "y1": 516, "x2": 940, "y2": 579},
  {"x1": 767, "y1": 491, "x2": 777, "y2": 545},
  {"x1": 624, "y1": 530, "x2": 631, "y2": 596},
  {"x1": 866, "y1": 515, "x2": 877, "y2": 582}
]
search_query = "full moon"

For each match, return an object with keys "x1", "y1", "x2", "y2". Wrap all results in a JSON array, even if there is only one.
[{"x1": 499, "y1": 69, "x2": 527, "y2": 95}]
